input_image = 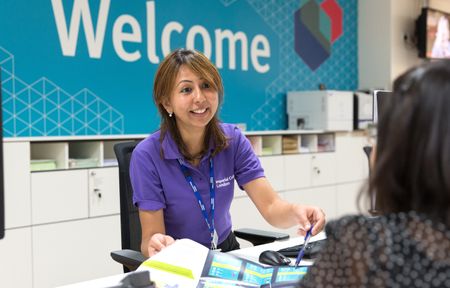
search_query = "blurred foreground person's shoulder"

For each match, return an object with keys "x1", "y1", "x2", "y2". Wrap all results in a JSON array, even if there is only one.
[{"x1": 300, "y1": 212, "x2": 450, "y2": 288}]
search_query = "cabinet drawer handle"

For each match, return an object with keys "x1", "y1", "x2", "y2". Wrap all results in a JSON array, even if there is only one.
[
  {"x1": 93, "y1": 188, "x2": 102, "y2": 198},
  {"x1": 90, "y1": 171, "x2": 96, "y2": 176}
]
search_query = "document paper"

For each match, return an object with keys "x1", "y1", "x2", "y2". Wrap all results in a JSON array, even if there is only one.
[{"x1": 138, "y1": 239, "x2": 308, "y2": 288}]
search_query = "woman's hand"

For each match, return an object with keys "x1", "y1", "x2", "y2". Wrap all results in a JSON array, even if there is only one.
[
  {"x1": 293, "y1": 205, "x2": 326, "y2": 237},
  {"x1": 147, "y1": 233, "x2": 175, "y2": 257}
]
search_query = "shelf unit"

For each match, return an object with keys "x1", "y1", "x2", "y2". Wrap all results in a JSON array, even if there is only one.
[
  {"x1": 244, "y1": 130, "x2": 335, "y2": 156},
  {"x1": 1, "y1": 130, "x2": 367, "y2": 288},
  {"x1": 68, "y1": 141, "x2": 102, "y2": 168},
  {"x1": 25, "y1": 136, "x2": 144, "y2": 172},
  {"x1": 25, "y1": 131, "x2": 334, "y2": 172},
  {"x1": 2, "y1": 134, "x2": 147, "y2": 288},
  {"x1": 30, "y1": 142, "x2": 68, "y2": 170},
  {"x1": 103, "y1": 140, "x2": 126, "y2": 166}
]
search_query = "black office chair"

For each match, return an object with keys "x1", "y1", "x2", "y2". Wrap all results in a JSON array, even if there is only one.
[
  {"x1": 111, "y1": 141, "x2": 146, "y2": 272},
  {"x1": 110, "y1": 141, "x2": 289, "y2": 272}
]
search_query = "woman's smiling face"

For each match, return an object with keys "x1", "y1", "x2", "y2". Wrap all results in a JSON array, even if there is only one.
[{"x1": 163, "y1": 65, "x2": 219, "y2": 135}]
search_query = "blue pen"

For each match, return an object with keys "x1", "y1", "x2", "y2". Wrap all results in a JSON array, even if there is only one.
[{"x1": 295, "y1": 225, "x2": 313, "y2": 267}]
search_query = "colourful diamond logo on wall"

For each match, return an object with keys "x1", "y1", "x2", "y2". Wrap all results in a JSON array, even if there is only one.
[{"x1": 294, "y1": 0, "x2": 343, "y2": 70}]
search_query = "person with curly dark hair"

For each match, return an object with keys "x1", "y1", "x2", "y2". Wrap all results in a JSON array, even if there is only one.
[{"x1": 300, "y1": 60, "x2": 450, "y2": 288}]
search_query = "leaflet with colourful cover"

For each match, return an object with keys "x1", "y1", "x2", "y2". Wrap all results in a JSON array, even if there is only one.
[{"x1": 137, "y1": 238, "x2": 308, "y2": 288}]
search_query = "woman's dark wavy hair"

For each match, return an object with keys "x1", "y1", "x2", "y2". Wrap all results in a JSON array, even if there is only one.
[
  {"x1": 153, "y1": 48, "x2": 227, "y2": 160},
  {"x1": 370, "y1": 60, "x2": 450, "y2": 226}
]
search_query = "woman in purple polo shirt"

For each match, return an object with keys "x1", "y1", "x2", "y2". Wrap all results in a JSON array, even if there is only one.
[{"x1": 130, "y1": 48, "x2": 326, "y2": 258}]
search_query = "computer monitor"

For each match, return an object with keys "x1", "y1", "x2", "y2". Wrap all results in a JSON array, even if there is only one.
[
  {"x1": 0, "y1": 67, "x2": 4, "y2": 239},
  {"x1": 373, "y1": 90, "x2": 391, "y2": 123}
]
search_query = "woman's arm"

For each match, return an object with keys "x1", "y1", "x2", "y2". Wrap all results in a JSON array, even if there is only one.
[
  {"x1": 139, "y1": 209, "x2": 175, "y2": 257},
  {"x1": 243, "y1": 177, "x2": 326, "y2": 236}
]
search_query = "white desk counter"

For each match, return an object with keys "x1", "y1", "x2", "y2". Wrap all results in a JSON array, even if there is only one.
[
  {"x1": 60, "y1": 233, "x2": 326, "y2": 288},
  {"x1": 59, "y1": 272, "x2": 134, "y2": 288}
]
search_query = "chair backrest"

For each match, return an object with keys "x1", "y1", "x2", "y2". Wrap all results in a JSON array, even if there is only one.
[{"x1": 114, "y1": 141, "x2": 141, "y2": 254}]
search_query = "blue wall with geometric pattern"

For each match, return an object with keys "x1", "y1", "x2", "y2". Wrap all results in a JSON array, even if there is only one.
[{"x1": 0, "y1": 0, "x2": 357, "y2": 137}]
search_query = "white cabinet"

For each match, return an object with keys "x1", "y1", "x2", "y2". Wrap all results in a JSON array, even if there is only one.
[
  {"x1": 3, "y1": 136, "x2": 137, "y2": 288},
  {"x1": 31, "y1": 167, "x2": 120, "y2": 225},
  {"x1": 284, "y1": 154, "x2": 312, "y2": 190},
  {"x1": 88, "y1": 167, "x2": 120, "y2": 217},
  {"x1": 233, "y1": 155, "x2": 286, "y2": 197},
  {"x1": 310, "y1": 153, "x2": 336, "y2": 186},
  {"x1": 32, "y1": 216, "x2": 122, "y2": 288},
  {"x1": 3, "y1": 142, "x2": 31, "y2": 228},
  {"x1": 231, "y1": 153, "x2": 338, "y2": 239},
  {"x1": 0, "y1": 227, "x2": 33, "y2": 288},
  {"x1": 31, "y1": 170, "x2": 89, "y2": 224},
  {"x1": 335, "y1": 132, "x2": 369, "y2": 182},
  {"x1": 284, "y1": 153, "x2": 337, "y2": 190},
  {"x1": 2, "y1": 131, "x2": 367, "y2": 287},
  {"x1": 259, "y1": 156, "x2": 285, "y2": 192}
]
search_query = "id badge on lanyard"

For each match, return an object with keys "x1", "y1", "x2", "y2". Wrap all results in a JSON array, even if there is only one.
[
  {"x1": 211, "y1": 229, "x2": 219, "y2": 250},
  {"x1": 178, "y1": 158, "x2": 218, "y2": 249}
]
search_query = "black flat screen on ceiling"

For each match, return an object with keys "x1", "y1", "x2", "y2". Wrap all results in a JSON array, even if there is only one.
[{"x1": 416, "y1": 7, "x2": 450, "y2": 59}]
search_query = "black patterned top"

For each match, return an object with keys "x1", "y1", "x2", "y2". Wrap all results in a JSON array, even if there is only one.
[{"x1": 299, "y1": 212, "x2": 450, "y2": 288}]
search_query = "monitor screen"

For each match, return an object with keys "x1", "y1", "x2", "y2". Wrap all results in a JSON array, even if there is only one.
[
  {"x1": 0, "y1": 66, "x2": 4, "y2": 239},
  {"x1": 417, "y1": 8, "x2": 450, "y2": 59},
  {"x1": 373, "y1": 90, "x2": 391, "y2": 124}
]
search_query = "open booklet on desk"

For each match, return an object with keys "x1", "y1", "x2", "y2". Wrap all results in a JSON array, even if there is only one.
[{"x1": 136, "y1": 238, "x2": 308, "y2": 288}]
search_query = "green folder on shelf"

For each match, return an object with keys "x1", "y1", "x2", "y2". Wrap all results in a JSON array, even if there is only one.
[
  {"x1": 262, "y1": 147, "x2": 274, "y2": 155},
  {"x1": 30, "y1": 159, "x2": 57, "y2": 171},
  {"x1": 69, "y1": 158, "x2": 98, "y2": 168}
]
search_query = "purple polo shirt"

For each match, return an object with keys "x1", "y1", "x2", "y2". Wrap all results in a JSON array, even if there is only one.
[{"x1": 130, "y1": 123, "x2": 265, "y2": 248}]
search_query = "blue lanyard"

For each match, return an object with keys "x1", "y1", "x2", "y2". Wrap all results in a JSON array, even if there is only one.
[{"x1": 177, "y1": 157, "x2": 216, "y2": 249}]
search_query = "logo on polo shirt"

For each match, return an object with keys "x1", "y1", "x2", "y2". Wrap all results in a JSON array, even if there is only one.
[{"x1": 215, "y1": 175, "x2": 234, "y2": 188}]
